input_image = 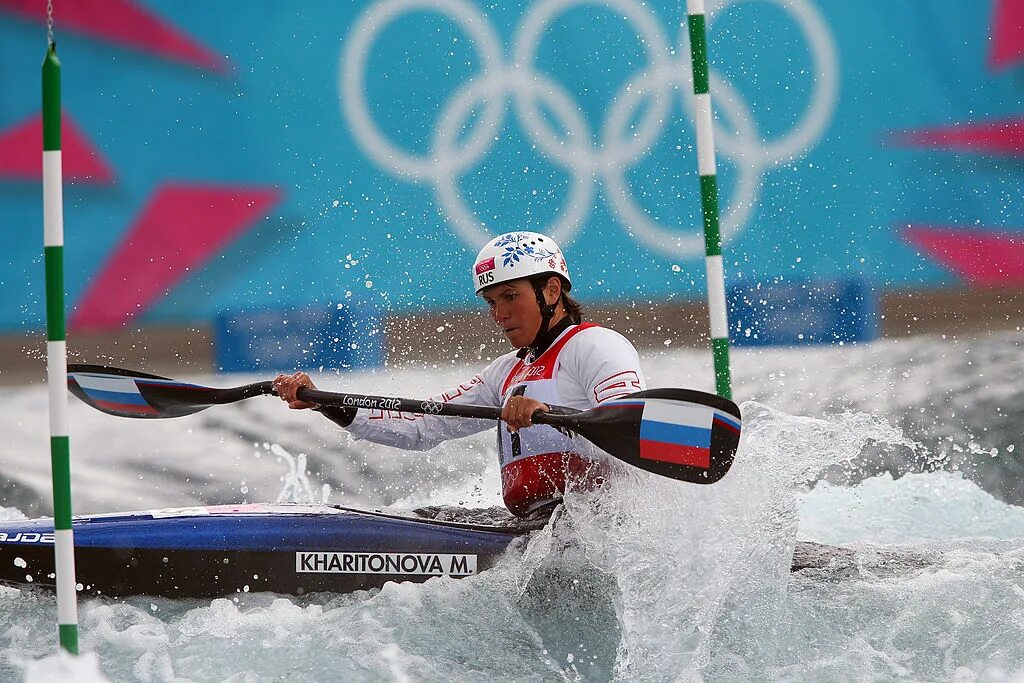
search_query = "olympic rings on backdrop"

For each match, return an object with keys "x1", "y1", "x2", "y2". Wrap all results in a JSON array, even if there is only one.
[
  {"x1": 340, "y1": 0, "x2": 839, "y2": 258},
  {"x1": 433, "y1": 69, "x2": 597, "y2": 246},
  {"x1": 341, "y1": 0, "x2": 505, "y2": 180}
]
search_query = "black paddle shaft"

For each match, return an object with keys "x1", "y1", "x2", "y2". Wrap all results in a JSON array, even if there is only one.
[
  {"x1": 67, "y1": 364, "x2": 741, "y2": 484},
  {"x1": 301, "y1": 386, "x2": 739, "y2": 483},
  {"x1": 300, "y1": 388, "x2": 577, "y2": 425}
]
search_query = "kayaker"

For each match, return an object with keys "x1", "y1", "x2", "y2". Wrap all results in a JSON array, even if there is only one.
[{"x1": 273, "y1": 231, "x2": 647, "y2": 517}]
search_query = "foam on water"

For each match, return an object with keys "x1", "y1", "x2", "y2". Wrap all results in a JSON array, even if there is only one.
[
  {"x1": 800, "y1": 470, "x2": 1024, "y2": 546},
  {"x1": 2, "y1": 334, "x2": 1023, "y2": 680},
  {"x1": 22, "y1": 651, "x2": 108, "y2": 683},
  {"x1": 544, "y1": 401, "x2": 928, "y2": 680},
  {"x1": 7, "y1": 402, "x2": 1018, "y2": 681}
]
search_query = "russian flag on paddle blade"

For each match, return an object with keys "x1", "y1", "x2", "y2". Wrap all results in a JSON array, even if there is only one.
[
  {"x1": 638, "y1": 399, "x2": 715, "y2": 468},
  {"x1": 70, "y1": 373, "x2": 159, "y2": 416}
]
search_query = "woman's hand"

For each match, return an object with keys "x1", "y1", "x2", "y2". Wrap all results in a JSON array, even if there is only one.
[
  {"x1": 272, "y1": 371, "x2": 320, "y2": 410},
  {"x1": 501, "y1": 394, "x2": 549, "y2": 432}
]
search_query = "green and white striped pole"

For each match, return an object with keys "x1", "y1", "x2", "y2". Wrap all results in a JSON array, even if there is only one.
[
  {"x1": 686, "y1": 0, "x2": 732, "y2": 400},
  {"x1": 43, "y1": 37, "x2": 80, "y2": 654}
]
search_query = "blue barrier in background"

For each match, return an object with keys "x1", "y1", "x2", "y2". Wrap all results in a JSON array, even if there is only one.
[
  {"x1": 728, "y1": 278, "x2": 878, "y2": 347},
  {"x1": 214, "y1": 303, "x2": 384, "y2": 373}
]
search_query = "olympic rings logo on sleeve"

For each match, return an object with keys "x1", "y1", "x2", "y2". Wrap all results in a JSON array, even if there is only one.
[{"x1": 340, "y1": 0, "x2": 838, "y2": 258}]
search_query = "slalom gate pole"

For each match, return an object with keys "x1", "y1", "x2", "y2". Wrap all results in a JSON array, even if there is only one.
[
  {"x1": 43, "y1": 23, "x2": 81, "y2": 653},
  {"x1": 686, "y1": 0, "x2": 733, "y2": 400}
]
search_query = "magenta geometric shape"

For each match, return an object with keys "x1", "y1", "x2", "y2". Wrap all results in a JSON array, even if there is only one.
[
  {"x1": 891, "y1": 117, "x2": 1024, "y2": 156},
  {"x1": 0, "y1": 0, "x2": 228, "y2": 74},
  {"x1": 990, "y1": 0, "x2": 1024, "y2": 71},
  {"x1": 904, "y1": 225, "x2": 1024, "y2": 286},
  {"x1": 0, "y1": 113, "x2": 115, "y2": 183},
  {"x1": 70, "y1": 184, "x2": 281, "y2": 331}
]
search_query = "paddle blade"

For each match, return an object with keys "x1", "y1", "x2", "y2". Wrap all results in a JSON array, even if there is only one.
[
  {"x1": 67, "y1": 365, "x2": 211, "y2": 418},
  {"x1": 67, "y1": 364, "x2": 272, "y2": 419},
  {"x1": 573, "y1": 389, "x2": 741, "y2": 484}
]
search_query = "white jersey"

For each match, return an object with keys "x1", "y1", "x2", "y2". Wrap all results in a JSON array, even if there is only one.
[{"x1": 344, "y1": 323, "x2": 646, "y2": 515}]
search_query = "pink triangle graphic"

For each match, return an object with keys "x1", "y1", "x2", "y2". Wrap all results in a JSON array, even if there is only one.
[
  {"x1": 891, "y1": 117, "x2": 1024, "y2": 156},
  {"x1": 71, "y1": 184, "x2": 281, "y2": 331},
  {"x1": 904, "y1": 225, "x2": 1024, "y2": 285},
  {"x1": 0, "y1": 113, "x2": 114, "y2": 183},
  {"x1": 990, "y1": 0, "x2": 1024, "y2": 70},
  {"x1": 0, "y1": 0, "x2": 227, "y2": 74}
]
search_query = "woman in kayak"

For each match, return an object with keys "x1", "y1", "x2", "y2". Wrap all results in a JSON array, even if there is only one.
[{"x1": 273, "y1": 231, "x2": 647, "y2": 517}]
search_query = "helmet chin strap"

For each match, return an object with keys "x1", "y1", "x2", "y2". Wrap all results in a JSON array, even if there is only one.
[{"x1": 529, "y1": 281, "x2": 558, "y2": 348}]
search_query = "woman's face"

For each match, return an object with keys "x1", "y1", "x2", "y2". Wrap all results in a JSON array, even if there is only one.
[{"x1": 480, "y1": 279, "x2": 551, "y2": 348}]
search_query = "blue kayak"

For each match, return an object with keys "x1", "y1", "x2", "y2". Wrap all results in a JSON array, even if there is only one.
[
  {"x1": 0, "y1": 503, "x2": 879, "y2": 598},
  {"x1": 0, "y1": 504, "x2": 536, "y2": 598}
]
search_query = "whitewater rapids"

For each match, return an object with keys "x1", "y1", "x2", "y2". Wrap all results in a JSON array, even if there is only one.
[{"x1": 2, "y1": 331, "x2": 1022, "y2": 681}]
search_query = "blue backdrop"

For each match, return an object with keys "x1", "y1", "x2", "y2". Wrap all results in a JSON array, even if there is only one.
[{"x1": 1, "y1": 0, "x2": 1020, "y2": 332}]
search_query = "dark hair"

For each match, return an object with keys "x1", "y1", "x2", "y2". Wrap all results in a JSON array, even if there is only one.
[
  {"x1": 530, "y1": 274, "x2": 582, "y2": 324},
  {"x1": 562, "y1": 291, "x2": 583, "y2": 324}
]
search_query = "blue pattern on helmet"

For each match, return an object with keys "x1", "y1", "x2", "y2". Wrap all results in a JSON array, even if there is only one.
[{"x1": 494, "y1": 233, "x2": 557, "y2": 268}]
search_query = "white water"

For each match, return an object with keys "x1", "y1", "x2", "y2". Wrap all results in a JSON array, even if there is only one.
[{"x1": 2, "y1": 332, "x2": 1023, "y2": 681}]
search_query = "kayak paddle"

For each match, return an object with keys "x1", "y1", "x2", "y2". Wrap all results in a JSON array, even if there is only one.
[{"x1": 67, "y1": 364, "x2": 741, "y2": 484}]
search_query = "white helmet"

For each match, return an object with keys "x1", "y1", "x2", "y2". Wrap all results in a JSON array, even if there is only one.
[{"x1": 472, "y1": 231, "x2": 571, "y2": 294}]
